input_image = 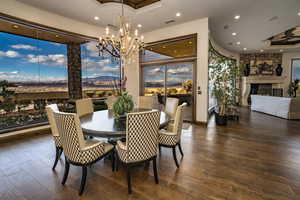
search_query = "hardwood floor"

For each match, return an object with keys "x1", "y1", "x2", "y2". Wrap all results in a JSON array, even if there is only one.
[{"x1": 1, "y1": 108, "x2": 300, "y2": 200}]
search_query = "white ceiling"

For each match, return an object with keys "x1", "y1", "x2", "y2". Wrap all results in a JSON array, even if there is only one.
[{"x1": 16, "y1": 0, "x2": 300, "y2": 53}]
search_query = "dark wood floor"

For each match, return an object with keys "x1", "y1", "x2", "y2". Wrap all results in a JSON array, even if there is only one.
[{"x1": 1, "y1": 108, "x2": 300, "y2": 200}]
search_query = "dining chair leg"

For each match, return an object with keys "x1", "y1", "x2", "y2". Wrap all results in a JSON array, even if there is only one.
[
  {"x1": 159, "y1": 145, "x2": 162, "y2": 155},
  {"x1": 79, "y1": 166, "x2": 87, "y2": 196},
  {"x1": 127, "y1": 165, "x2": 132, "y2": 194},
  {"x1": 62, "y1": 158, "x2": 70, "y2": 185},
  {"x1": 59, "y1": 147, "x2": 63, "y2": 158},
  {"x1": 178, "y1": 142, "x2": 184, "y2": 157},
  {"x1": 111, "y1": 151, "x2": 115, "y2": 172},
  {"x1": 172, "y1": 146, "x2": 179, "y2": 168},
  {"x1": 52, "y1": 146, "x2": 60, "y2": 170},
  {"x1": 152, "y1": 156, "x2": 159, "y2": 184}
]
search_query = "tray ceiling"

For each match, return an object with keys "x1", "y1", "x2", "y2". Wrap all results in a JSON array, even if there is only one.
[
  {"x1": 96, "y1": 0, "x2": 160, "y2": 9},
  {"x1": 267, "y1": 26, "x2": 300, "y2": 46}
]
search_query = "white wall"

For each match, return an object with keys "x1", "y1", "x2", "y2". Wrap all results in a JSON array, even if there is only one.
[
  {"x1": 141, "y1": 18, "x2": 209, "y2": 123},
  {"x1": 282, "y1": 52, "x2": 300, "y2": 95},
  {"x1": 209, "y1": 36, "x2": 240, "y2": 62},
  {"x1": 0, "y1": 0, "x2": 104, "y2": 37}
]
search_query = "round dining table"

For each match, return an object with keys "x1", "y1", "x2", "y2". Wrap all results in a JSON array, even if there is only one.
[{"x1": 80, "y1": 109, "x2": 170, "y2": 138}]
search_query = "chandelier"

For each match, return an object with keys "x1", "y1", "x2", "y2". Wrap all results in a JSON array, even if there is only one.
[{"x1": 96, "y1": 0, "x2": 145, "y2": 67}]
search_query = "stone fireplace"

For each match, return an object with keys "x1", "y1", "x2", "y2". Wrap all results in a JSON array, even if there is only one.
[{"x1": 241, "y1": 76, "x2": 286, "y2": 106}]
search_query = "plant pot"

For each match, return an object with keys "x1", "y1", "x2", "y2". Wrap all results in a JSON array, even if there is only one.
[
  {"x1": 275, "y1": 64, "x2": 283, "y2": 76},
  {"x1": 215, "y1": 113, "x2": 227, "y2": 126}
]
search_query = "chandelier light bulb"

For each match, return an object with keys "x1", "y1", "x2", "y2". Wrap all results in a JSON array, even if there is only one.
[{"x1": 105, "y1": 27, "x2": 109, "y2": 35}]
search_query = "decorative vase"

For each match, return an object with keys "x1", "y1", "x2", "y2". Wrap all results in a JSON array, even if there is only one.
[
  {"x1": 244, "y1": 64, "x2": 250, "y2": 77},
  {"x1": 275, "y1": 64, "x2": 283, "y2": 76}
]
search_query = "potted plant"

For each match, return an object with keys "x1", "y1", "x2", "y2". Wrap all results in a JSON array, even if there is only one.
[
  {"x1": 113, "y1": 92, "x2": 134, "y2": 120},
  {"x1": 210, "y1": 56, "x2": 239, "y2": 125}
]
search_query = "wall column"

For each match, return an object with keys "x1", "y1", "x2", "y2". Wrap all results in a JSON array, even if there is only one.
[{"x1": 67, "y1": 43, "x2": 82, "y2": 99}]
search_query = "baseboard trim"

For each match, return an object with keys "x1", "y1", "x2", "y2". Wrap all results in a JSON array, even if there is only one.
[
  {"x1": 194, "y1": 121, "x2": 207, "y2": 126},
  {"x1": 0, "y1": 125, "x2": 50, "y2": 142}
]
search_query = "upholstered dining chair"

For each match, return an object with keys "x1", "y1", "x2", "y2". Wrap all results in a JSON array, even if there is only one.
[
  {"x1": 106, "y1": 95, "x2": 118, "y2": 110},
  {"x1": 116, "y1": 110, "x2": 161, "y2": 194},
  {"x1": 165, "y1": 97, "x2": 179, "y2": 120},
  {"x1": 159, "y1": 103, "x2": 187, "y2": 168},
  {"x1": 53, "y1": 111, "x2": 115, "y2": 196},
  {"x1": 75, "y1": 98, "x2": 94, "y2": 117},
  {"x1": 46, "y1": 104, "x2": 63, "y2": 170},
  {"x1": 138, "y1": 95, "x2": 159, "y2": 110}
]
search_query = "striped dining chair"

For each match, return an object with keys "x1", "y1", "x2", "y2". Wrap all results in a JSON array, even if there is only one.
[
  {"x1": 159, "y1": 103, "x2": 187, "y2": 168},
  {"x1": 46, "y1": 104, "x2": 63, "y2": 170},
  {"x1": 53, "y1": 111, "x2": 115, "y2": 195},
  {"x1": 75, "y1": 98, "x2": 94, "y2": 117}
]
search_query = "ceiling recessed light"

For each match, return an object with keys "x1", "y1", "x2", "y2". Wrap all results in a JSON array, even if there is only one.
[
  {"x1": 176, "y1": 12, "x2": 181, "y2": 17},
  {"x1": 55, "y1": 35, "x2": 59, "y2": 38},
  {"x1": 137, "y1": 24, "x2": 142, "y2": 28},
  {"x1": 243, "y1": 48, "x2": 247, "y2": 51},
  {"x1": 189, "y1": 41, "x2": 192, "y2": 44},
  {"x1": 232, "y1": 32, "x2": 237, "y2": 36},
  {"x1": 94, "y1": 16, "x2": 99, "y2": 20},
  {"x1": 298, "y1": 12, "x2": 300, "y2": 16},
  {"x1": 12, "y1": 25, "x2": 19, "y2": 29},
  {"x1": 260, "y1": 49, "x2": 264, "y2": 52},
  {"x1": 234, "y1": 15, "x2": 240, "y2": 20},
  {"x1": 280, "y1": 49, "x2": 283, "y2": 52},
  {"x1": 163, "y1": 46, "x2": 166, "y2": 49},
  {"x1": 237, "y1": 41, "x2": 241, "y2": 45}
]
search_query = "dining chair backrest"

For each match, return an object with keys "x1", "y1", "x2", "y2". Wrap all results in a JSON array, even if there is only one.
[
  {"x1": 53, "y1": 111, "x2": 87, "y2": 163},
  {"x1": 46, "y1": 104, "x2": 60, "y2": 137},
  {"x1": 125, "y1": 110, "x2": 160, "y2": 162},
  {"x1": 106, "y1": 96, "x2": 118, "y2": 110},
  {"x1": 138, "y1": 96, "x2": 158, "y2": 110},
  {"x1": 76, "y1": 98, "x2": 94, "y2": 117},
  {"x1": 173, "y1": 103, "x2": 187, "y2": 142},
  {"x1": 165, "y1": 98, "x2": 179, "y2": 119}
]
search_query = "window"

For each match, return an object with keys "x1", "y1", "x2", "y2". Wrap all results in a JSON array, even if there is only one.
[
  {"x1": 0, "y1": 30, "x2": 68, "y2": 131},
  {"x1": 291, "y1": 59, "x2": 300, "y2": 81},
  {"x1": 81, "y1": 41, "x2": 120, "y2": 98}
]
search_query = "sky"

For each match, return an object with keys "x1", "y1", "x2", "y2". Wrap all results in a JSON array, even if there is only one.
[
  {"x1": 0, "y1": 32, "x2": 120, "y2": 82},
  {"x1": 143, "y1": 63, "x2": 193, "y2": 87}
]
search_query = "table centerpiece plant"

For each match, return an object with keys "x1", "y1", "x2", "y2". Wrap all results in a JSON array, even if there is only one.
[{"x1": 112, "y1": 92, "x2": 134, "y2": 120}]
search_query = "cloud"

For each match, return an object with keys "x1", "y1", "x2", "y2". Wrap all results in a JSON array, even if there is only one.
[
  {"x1": 11, "y1": 44, "x2": 37, "y2": 50},
  {"x1": 84, "y1": 42, "x2": 99, "y2": 57},
  {"x1": 82, "y1": 57, "x2": 119, "y2": 74},
  {"x1": 168, "y1": 67, "x2": 191, "y2": 74},
  {"x1": 0, "y1": 50, "x2": 20, "y2": 58},
  {"x1": 26, "y1": 54, "x2": 66, "y2": 66}
]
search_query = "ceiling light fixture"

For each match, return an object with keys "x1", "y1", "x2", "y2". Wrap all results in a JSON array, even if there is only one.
[
  {"x1": 176, "y1": 12, "x2": 181, "y2": 17},
  {"x1": 243, "y1": 48, "x2": 247, "y2": 51},
  {"x1": 12, "y1": 25, "x2": 19, "y2": 29},
  {"x1": 280, "y1": 49, "x2": 283, "y2": 52},
  {"x1": 137, "y1": 24, "x2": 142, "y2": 28},
  {"x1": 94, "y1": 16, "x2": 99, "y2": 20},
  {"x1": 237, "y1": 41, "x2": 241, "y2": 45},
  {"x1": 234, "y1": 15, "x2": 240, "y2": 20},
  {"x1": 260, "y1": 49, "x2": 264, "y2": 52},
  {"x1": 298, "y1": 12, "x2": 300, "y2": 16},
  {"x1": 97, "y1": 0, "x2": 145, "y2": 90},
  {"x1": 232, "y1": 32, "x2": 237, "y2": 36}
]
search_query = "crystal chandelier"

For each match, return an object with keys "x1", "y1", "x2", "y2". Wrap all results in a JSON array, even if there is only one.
[{"x1": 97, "y1": 0, "x2": 145, "y2": 78}]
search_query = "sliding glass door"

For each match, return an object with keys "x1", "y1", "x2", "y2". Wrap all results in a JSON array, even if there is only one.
[{"x1": 142, "y1": 62, "x2": 194, "y2": 122}]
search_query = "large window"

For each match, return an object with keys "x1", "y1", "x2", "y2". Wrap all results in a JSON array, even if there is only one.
[
  {"x1": 291, "y1": 59, "x2": 300, "y2": 81},
  {"x1": 0, "y1": 29, "x2": 68, "y2": 131},
  {"x1": 81, "y1": 41, "x2": 120, "y2": 98},
  {"x1": 141, "y1": 35, "x2": 196, "y2": 122}
]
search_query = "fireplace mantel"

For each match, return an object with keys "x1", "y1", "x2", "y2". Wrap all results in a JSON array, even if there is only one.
[
  {"x1": 242, "y1": 76, "x2": 286, "y2": 84},
  {"x1": 241, "y1": 76, "x2": 287, "y2": 106}
]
